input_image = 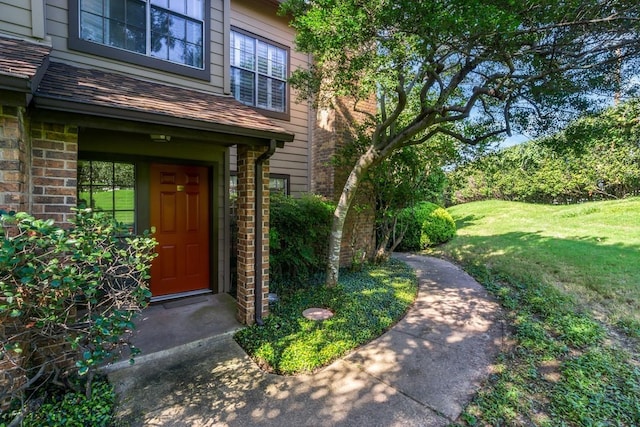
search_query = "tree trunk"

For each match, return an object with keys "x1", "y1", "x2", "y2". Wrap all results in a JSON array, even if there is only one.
[{"x1": 326, "y1": 147, "x2": 379, "y2": 286}]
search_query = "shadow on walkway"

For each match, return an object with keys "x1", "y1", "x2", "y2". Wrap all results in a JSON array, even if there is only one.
[{"x1": 108, "y1": 254, "x2": 505, "y2": 427}]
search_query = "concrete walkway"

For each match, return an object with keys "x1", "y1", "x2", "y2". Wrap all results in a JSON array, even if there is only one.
[{"x1": 108, "y1": 254, "x2": 505, "y2": 426}]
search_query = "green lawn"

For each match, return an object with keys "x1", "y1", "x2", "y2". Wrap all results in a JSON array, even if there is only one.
[
  {"x1": 78, "y1": 189, "x2": 134, "y2": 225},
  {"x1": 427, "y1": 197, "x2": 640, "y2": 426},
  {"x1": 437, "y1": 197, "x2": 640, "y2": 328}
]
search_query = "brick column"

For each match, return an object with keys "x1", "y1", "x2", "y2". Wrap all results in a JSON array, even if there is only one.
[
  {"x1": 30, "y1": 122, "x2": 78, "y2": 225},
  {"x1": 0, "y1": 105, "x2": 29, "y2": 214},
  {"x1": 237, "y1": 145, "x2": 272, "y2": 325},
  {"x1": 257, "y1": 157, "x2": 270, "y2": 319}
]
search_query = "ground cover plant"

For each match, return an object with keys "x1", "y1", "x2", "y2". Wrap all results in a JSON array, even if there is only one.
[
  {"x1": 234, "y1": 259, "x2": 417, "y2": 375},
  {"x1": 428, "y1": 198, "x2": 640, "y2": 426}
]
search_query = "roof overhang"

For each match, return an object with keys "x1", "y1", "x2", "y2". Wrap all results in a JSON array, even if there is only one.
[{"x1": 0, "y1": 35, "x2": 294, "y2": 146}]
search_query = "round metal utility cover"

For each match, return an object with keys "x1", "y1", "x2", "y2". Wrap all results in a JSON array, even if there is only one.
[{"x1": 302, "y1": 307, "x2": 334, "y2": 321}]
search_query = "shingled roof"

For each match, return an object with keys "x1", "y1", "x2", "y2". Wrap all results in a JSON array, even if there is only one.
[
  {"x1": 0, "y1": 35, "x2": 51, "y2": 91},
  {"x1": 35, "y1": 62, "x2": 294, "y2": 141},
  {"x1": 0, "y1": 34, "x2": 293, "y2": 142}
]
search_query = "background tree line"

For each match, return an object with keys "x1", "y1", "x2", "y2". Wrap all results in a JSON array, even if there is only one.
[{"x1": 446, "y1": 99, "x2": 640, "y2": 205}]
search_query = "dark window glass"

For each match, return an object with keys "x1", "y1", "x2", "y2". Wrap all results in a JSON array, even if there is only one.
[
  {"x1": 79, "y1": 0, "x2": 203, "y2": 69},
  {"x1": 230, "y1": 30, "x2": 287, "y2": 113}
]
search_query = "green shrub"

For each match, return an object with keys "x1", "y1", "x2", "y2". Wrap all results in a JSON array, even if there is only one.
[
  {"x1": 0, "y1": 210, "x2": 156, "y2": 408},
  {"x1": 19, "y1": 377, "x2": 116, "y2": 427},
  {"x1": 269, "y1": 194, "x2": 335, "y2": 289},
  {"x1": 396, "y1": 202, "x2": 456, "y2": 251}
]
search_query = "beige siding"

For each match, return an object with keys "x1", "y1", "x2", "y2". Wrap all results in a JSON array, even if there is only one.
[
  {"x1": 43, "y1": 0, "x2": 227, "y2": 94},
  {"x1": 230, "y1": 0, "x2": 311, "y2": 195},
  {"x1": 0, "y1": 0, "x2": 33, "y2": 38}
]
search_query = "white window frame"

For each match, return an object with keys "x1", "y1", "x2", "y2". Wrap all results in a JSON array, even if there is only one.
[{"x1": 230, "y1": 28, "x2": 290, "y2": 121}]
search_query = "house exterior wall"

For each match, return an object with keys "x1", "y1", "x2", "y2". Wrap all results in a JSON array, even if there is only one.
[
  {"x1": 0, "y1": 105, "x2": 29, "y2": 214},
  {"x1": 230, "y1": 0, "x2": 311, "y2": 195},
  {"x1": 312, "y1": 96, "x2": 377, "y2": 266},
  {"x1": 30, "y1": 121, "x2": 78, "y2": 224}
]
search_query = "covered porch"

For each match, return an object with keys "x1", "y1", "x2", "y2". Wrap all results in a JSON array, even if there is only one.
[{"x1": 0, "y1": 35, "x2": 294, "y2": 326}]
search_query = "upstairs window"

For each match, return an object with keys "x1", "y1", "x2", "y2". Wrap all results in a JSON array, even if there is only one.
[
  {"x1": 230, "y1": 29, "x2": 289, "y2": 120},
  {"x1": 70, "y1": 0, "x2": 209, "y2": 79}
]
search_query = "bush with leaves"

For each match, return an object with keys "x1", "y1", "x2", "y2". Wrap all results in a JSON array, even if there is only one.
[
  {"x1": 396, "y1": 202, "x2": 456, "y2": 251},
  {"x1": 269, "y1": 194, "x2": 334, "y2": 290},
  {"x1": 447, "y1": 99, "x2": 640, "y2": 205},
  {"x1": 0, "y1": 210, "x2": 156, "y2": 414}
]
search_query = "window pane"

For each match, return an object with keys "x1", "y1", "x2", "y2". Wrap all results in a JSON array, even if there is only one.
[
  {"x1": 184, "y1": 41, "x2": 202, "y2": 67},
  {"x1": 169, "y1": 39, "x2": 186, "y2": 63},
  {"x1": 81, "y1": 0, "x2": 103, "y2": 15},
  {"x1": 114, "y1": 211, "x2": 135, "y2": 228},
  {"x1": 258, "y1": 76, "x2": 285, "y2": 112},
  {"x1": 167, "y1": 0, "x2": 185, "y2": 15},
  {"x1": 186, "y1": 20, "x2": 200, "y2": 43},
  {"x1": 231, "y1": 68, "x2": 255, "y2": 105},
  {"x1": 77, "y1": 186, "x2": 91, "y2": 208},
  {"x1": 270, "y1": 47, "x2": 286, "y2": 79},
  {"x1": 90, "y1": 161, "x2": 113, "y2": 185},
  {"x1": 125, "y1": 24, "x2": 146, "y2": 52},
  {"x1": 186, "y1": 0, "x2": 203, "y2": 20},
  {"x1": 109, "y1": 0, "x2": 125, "y2": 22},
  {"x1": 231, "y1": 32, "x2": 254, "y2": 70},
  {"x1": 128, "y1": 0, "x2": 145, "y2": 25},
  {"x1": 80, "y1": 11, "x2": 105, "y2": 43},
  {"x1": 170, "y1": 15, "x2": 186, "y2": 40},
  {"x1": 151, "y1": 0, "x2": 168, "y2": 8},
  {"x1": 114, "y1": 187, "x2": 135, "y2": 210},
  {"x1": 108, "y1": 20, "x2": 127, "y2": 49},
  {"x1": 78, "y1": 161, "x2": 92, "y2": 185},
  {"x1": 114, "y1": 163, "x2": 135, "y2": 186},
  {"x1": 150, "y1": 8, "x2": 170, "y2": 58},
  {"x1": 257, "y1": 42, "x2": 268, "y2": 75},
  {"x1": 93, "y1": 189, "x2": 114, "y2": 211}
]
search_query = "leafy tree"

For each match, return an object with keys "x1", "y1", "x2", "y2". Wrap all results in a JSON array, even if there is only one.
[
  {"x1": 372, "y1": 138, "x2": 455, "y2": 262},
  {"x1": 448, "y1": 98, "x2": 640, "y2": 204},
  {"x1": 281, "y1": 0, "x2": 640, "y2": 286}
]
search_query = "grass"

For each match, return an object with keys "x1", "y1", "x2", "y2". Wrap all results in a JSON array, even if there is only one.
[
  {"x1": 427, "y1": 197, "x2": 640, "y2": 426},
  {"x1": 234, "y1": 258, "x2": 418, "y2": 375},
  {"x1": 78, "y1": 189, "x2": 134, "y2": 225},
  {"x1": 440, "y1": 197, "x2": 640, "y2": 332}
]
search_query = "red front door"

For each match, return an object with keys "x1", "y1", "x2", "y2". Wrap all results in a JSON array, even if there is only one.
[{"x1": 150, "y1": 164, "x2": 210, "y2": 296}]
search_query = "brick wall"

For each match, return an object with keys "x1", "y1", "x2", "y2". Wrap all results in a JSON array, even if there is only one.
[
  {"x1": 312, "y1": 96, "x2": 377, "y2": 266},
  {"x1": 236, "y1": 145, "x2": 270, "y2": 325},
  {"x1": 0, "y1": 105, "x2": 29, "y2": 214},
  {"x1": 0, "y1": 106, "x2": 78, "y2": 225},
  {"x1": 0, "y1": 110, "x2": 79, "y2": 407},
  {"x1": 30, "y1": 122, "x2": 78, "y2": 225}
]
